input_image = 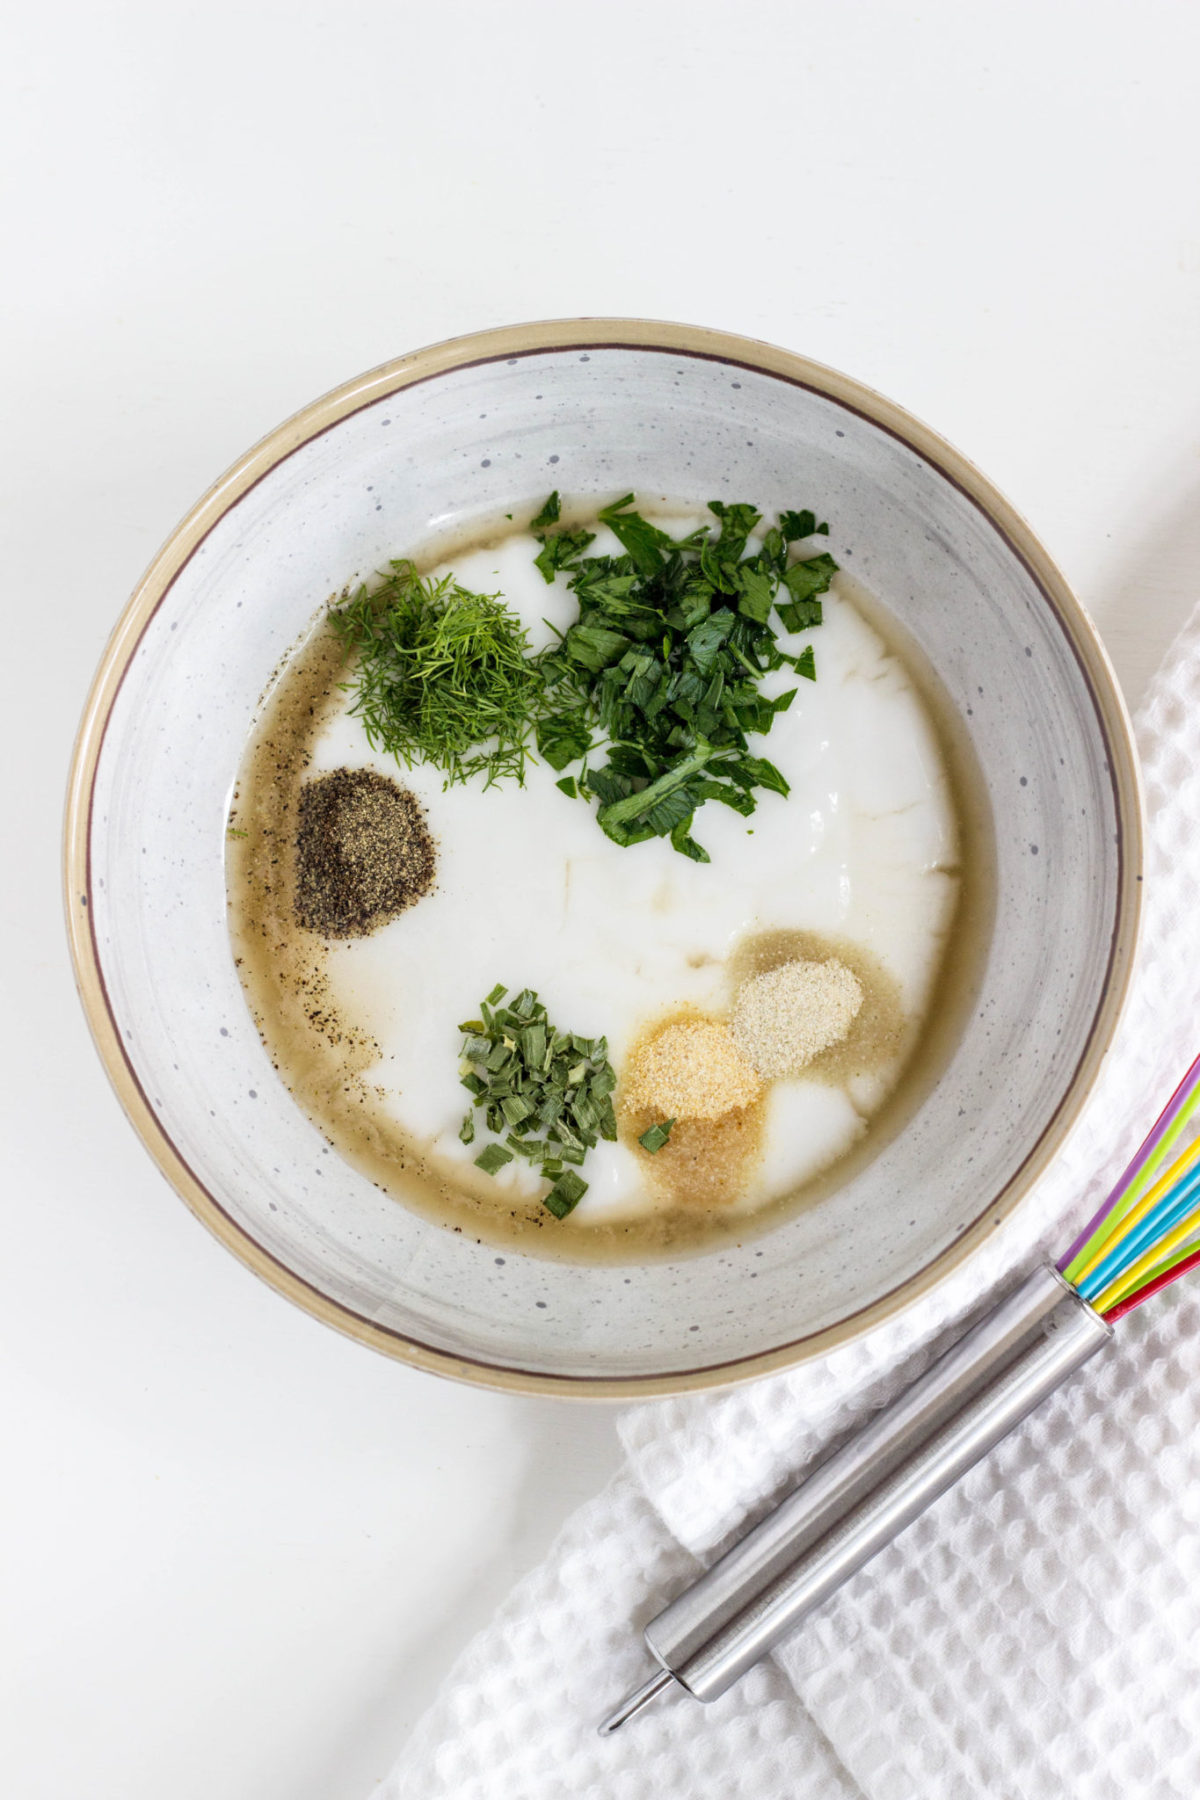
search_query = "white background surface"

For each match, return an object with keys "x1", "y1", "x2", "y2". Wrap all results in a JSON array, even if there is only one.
[{"x1": 3, "y1": 4, "x2": 1200, "y2": 1796}]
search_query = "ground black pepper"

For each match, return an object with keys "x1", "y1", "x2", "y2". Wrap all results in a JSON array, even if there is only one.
[{"x1": 295, "y1": 768, "x2": 435, "y2": 937}]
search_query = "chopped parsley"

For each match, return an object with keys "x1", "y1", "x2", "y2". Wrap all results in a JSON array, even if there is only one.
[
  {"x1": 531, "y1": 494, "x2": 835, "y2": 860},
  {"x1": 459, "y1": 983, "x2": 617, "y2": 1219}
]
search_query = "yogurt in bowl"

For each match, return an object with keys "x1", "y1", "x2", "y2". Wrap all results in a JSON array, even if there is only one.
[
  {"x1": 66, "y1": 320, "x2": 1140, "y2": 1394},
  {"x1": 229, "y1": 509, "x2": 982, "y2": 1260}
]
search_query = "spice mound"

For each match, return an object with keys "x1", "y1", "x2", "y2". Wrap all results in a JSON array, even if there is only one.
[
  {"x1": 628, "y1": 1019, "x2": 762, "y2": 1120},
  {"x1": 732, "y1": 957, "x2": 863, "y2": 1078},
  {"x1": 295, "y1": 768, "x2": 435, "y2": 937}
]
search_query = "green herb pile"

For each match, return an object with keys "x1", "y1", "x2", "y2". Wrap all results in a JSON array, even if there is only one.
[
  {"x1": 330, "y1": 560, "x2": 539, "y2": 787},
  {"x1": 531, "y1": 493, "x2": 836, "y2": 861},
  {"x1": 329, "y1": 496, "x2": 836, "y2": 861},
  {"x1": 458, "y1": 984, "x2": 617, "y2": 1219}
]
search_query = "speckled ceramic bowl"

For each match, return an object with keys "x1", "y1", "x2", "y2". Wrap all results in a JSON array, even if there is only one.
[{"x1": 65, "y1": 320, "x2": 1141, "y2": 1396}]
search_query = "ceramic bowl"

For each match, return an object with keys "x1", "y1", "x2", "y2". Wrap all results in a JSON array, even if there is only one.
[{"x1": 65, "y1": 320, "x2": 1141, "y2": 1396}]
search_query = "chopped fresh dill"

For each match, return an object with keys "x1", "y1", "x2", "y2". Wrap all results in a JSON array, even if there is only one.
[{"x1": 330, "y1": 560, "x2": 539, "y2": 788}]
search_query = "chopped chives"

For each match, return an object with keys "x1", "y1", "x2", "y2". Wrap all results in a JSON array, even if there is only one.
[
  {"x1": 638, "y1": 1118, "x2": 676, "y2": 1154},
  {"x1": 458, "y1": 985, "x2": 617, "y2": 1220},
  {"x1": 544, "y1": 1170, "x2": 588, "y2": 1219},
  {"x1": 474, "y1": 1143, "x2": 513, "y2": 1175}
]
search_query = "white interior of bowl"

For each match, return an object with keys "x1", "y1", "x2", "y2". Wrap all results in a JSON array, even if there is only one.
[{"x1": 85, "y1": 343, "x2": 1128, "y2": 1381}]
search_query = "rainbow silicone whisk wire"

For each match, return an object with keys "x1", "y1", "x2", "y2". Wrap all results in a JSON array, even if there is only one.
[
  {"x1": 1060, "y1": 1052, "x2": 1200, "y2": 1321},
  {"x1": 602, "y1": 1055, "x2": 1200, "y2": 1733}
]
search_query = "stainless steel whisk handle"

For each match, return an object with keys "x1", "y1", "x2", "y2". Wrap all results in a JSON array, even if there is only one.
[{"x1": 601, "y1": 1265, "x2": 1111, "y2": 1730}]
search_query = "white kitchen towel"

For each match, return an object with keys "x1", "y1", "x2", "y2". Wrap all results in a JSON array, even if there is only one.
[{"x1": 375, "y1": 602, "x2": 1200, "y2": 1800}]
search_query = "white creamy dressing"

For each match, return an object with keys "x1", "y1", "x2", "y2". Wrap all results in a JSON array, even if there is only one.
[{"x1": 306, "y1": 522, "x2": 959, "y2": 1224}]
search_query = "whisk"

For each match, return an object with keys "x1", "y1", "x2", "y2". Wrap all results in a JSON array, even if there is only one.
[{"x1": 601, "y1": 1053, "x2": 1200, "y2": 1733}]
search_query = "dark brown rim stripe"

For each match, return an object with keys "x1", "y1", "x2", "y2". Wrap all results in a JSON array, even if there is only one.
[{"x1": 64, "y1": 319, "x2": 1143, "y2": 1398}]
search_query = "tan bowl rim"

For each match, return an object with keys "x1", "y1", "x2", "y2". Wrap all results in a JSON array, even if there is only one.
[{"x1": 63, "y1": 317, "x2": 1144, "y2": 1400}]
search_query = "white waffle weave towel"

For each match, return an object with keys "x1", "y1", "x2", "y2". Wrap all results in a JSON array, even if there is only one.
[{"x1": 374, "y1": 604, "x2": 1200, "y2": 1800}]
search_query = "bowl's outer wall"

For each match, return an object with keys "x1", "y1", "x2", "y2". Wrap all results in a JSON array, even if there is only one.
[{"x1": 65, "y1": 321, "x2": 1142, "y2": 1396}]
